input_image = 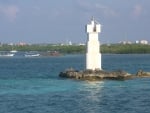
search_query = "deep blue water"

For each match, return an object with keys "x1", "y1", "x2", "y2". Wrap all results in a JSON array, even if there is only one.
[{"x1": 0, "y1": 54, "x2": 150, "y2": 113}]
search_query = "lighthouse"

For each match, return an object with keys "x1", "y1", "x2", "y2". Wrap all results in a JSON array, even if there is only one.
[{"x1": 86, "y1": 18, "x2": 102, "y2": 70}]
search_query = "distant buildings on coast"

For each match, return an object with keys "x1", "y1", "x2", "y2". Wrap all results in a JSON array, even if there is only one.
[
  {"x1": 119, "y1": 40, "x2": 149, "y2": 45},
  {"x1": 0, "y1": 42, "x2": 27, "y2": 46},
  {"x1": 0, "y1": 39, "x2": 149, "y2": 46}
]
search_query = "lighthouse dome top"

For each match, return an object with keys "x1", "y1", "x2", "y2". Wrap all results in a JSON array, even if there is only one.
[
  {"x1": 86, "y1": 17, "x2": 101, "y2": 33},
  {"x1": 91, "y1": 17, "x2": 100, "y2": 24}
]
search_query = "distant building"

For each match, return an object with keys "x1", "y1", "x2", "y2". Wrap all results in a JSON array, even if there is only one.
[
  {"x1": 140, "y1": 40, "x2": 148, "y2": 45},
  {"x1": 68, "y1": 41, "x2": 72, "y2": 45},
  {"x1": 17, "y1": 42, "x2": 27, "y2": 46},
  {"x1": 78, "y1": 43, "x2": 85, "y2": 46},
  {"x1": 119, "y1": 41, "x2": 132, "y2": 45},
  {"x1": 135, "y1": 40, "x2": 139, "y2": 44},
  {"x1": 8, "y1": 43, "x2": 14, "y2": 46}
]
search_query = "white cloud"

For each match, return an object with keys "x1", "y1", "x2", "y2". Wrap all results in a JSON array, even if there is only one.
[
  {"x1": 132, "y1": 4, "x2": 143, "y2": 18},
  {"x1": 96, "y1": 4, "x2": 118, "y2": 17},
  {"x1": 77, "y1": 0, "x2": 118, "y2": 18},
  {"x1": 0, "y1": 4, "x2": 19, "y2": 22}
]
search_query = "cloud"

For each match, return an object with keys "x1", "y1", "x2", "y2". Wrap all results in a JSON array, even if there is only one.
[
  {"x1": 77, "y1": 0, "x2": 118, "y2": 18},
  {"x1": 96, "y1": 4, "x2": 118, "y2": 17},
  {"x1": 132, "y1": 4, "x2": 143, "y2": 18},
  {"x1": 0, "y1": 4, "x2": 19, "y2": 22}
]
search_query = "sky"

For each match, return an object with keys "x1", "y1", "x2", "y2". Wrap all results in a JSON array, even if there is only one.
[{"x1": 0, "y1": 0, "x2": 150, "y2": 44}]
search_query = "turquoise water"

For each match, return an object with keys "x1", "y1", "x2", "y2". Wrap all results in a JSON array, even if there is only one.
[{"x1": 0, "y1": 54, "x2": 150, "y2": 113}]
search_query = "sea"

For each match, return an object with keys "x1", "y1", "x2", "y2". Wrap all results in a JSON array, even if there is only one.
[{"x1": 0, "y1": 54, "x2": 150, "y2": 113}]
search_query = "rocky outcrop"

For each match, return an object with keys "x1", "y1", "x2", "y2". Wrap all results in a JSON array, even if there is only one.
[
  {"x1": 136, "y1": 70, "x2": 150, "y2": 77},
  {"x1": 59, "y1": 68, "x2": 135, "y2": 81}
]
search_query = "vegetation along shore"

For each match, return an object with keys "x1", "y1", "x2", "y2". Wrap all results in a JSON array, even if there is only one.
[{"x1": 0, "y1": 43, "x2": 150, "y2": 54}]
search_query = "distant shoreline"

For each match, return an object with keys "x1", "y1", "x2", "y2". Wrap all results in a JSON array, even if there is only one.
[{"x1": 0, "y1": 44, "x2": 150, "y2": 54}]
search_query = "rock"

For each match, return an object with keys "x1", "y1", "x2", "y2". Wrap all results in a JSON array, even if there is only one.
[
  {"x1": 59, "y1": 68, "x2": 134, "y2": 81},
  {"x1": 136, "y1": 70, "x2": 150, "y2": 77}
]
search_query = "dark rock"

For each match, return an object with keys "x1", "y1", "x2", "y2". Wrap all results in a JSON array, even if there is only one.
[
  {"x1": 136, "y1": 70, "x2": 150, "y2": 77},
  {"x1": 59, "y1": 68, "x2": 134, "y2": 81}
]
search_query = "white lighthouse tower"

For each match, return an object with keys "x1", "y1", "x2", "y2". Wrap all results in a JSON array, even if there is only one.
[{"x1": 86, "y1": 18, "x2": 102, "y2": 70}]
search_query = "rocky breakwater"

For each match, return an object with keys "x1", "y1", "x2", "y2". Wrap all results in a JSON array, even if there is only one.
[
  {"x1": 59, "y1": 68, "x2": 135, "y2": 81},
  {"x1": 136, "y1": 70, "x2": 150, "y2": 77}
]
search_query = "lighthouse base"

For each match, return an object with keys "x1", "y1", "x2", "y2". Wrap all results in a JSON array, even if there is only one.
[
  {"x1": 59, "y1": 69, "x2": 150, "y2": 81},
  {"x1": 59, "y1": 69, "x2": 134, "y2": 81}
]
